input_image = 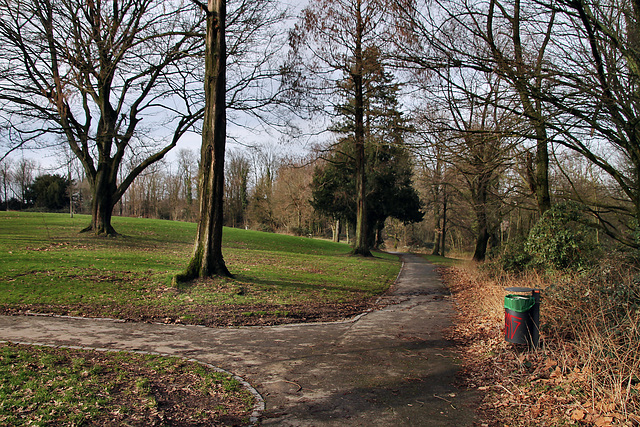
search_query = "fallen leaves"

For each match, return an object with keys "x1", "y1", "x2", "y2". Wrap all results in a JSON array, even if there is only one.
[{"x1": 440, "y1": 265, "x2": 640, "y2": 427}]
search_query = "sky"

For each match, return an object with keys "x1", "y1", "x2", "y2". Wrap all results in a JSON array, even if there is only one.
[{"x1": 2, "y1": 0, "x2": 315, "y2": 177}]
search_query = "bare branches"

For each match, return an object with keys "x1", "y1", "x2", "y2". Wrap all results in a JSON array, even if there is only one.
[
  {"x1": 392, "y1": 0, "x2": 640, "y2": 247},
  {"x1": 189, "y1": 0, "x2": 210, "y2": 14},
  {"x1": 0, "y1": 0, "x2": 206, "y2": 233}
]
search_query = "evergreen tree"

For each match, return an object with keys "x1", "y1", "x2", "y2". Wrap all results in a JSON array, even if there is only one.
[
  {"x1": 27, "y1": 174, "x2": 71, "y2": 211},
  {"x1": 312, "y1": 54, "x2": 423, "y2": 247}
]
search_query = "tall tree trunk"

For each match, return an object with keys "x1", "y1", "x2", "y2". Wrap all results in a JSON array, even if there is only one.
[
  {"x1": 432, "y1": 228, "x2": 442, "y2": 256},
  {"x1": 524, "y1": 124, "x2": 552, "y2": 216},
  {"x1": 352, "y1": 0, "x2": 371, "y2": 257},
  {"x1": 82, "y1": 168, "x2": 117, "y2": 235},
  {"x1": 534, "y1": 125, "x2": 551, "y2": 214},
  {"x1": 432, "y1": 184, "x2": 442, "y2": 256},
  {"x1": 177, "y1": 0, "x2": 231, "y2": 281},
  {"x1": 333, "y1": 218, "x2": 341, "y2": 242},
  {"x1": 472, "y1": 179, "x2": 490, "y2": 262},
  {"x1": 441, "y1": 188, "x2": 448, "y2": 257}
]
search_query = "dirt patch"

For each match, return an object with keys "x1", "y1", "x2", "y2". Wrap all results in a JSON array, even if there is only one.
[{"x1": 0, "y1": 299, "x2": 380, "y2": 327}]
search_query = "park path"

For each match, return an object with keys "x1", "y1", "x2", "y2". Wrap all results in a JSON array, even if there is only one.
[{"x1": 0, "y1": 253, "x2": 479, "y2": 426}]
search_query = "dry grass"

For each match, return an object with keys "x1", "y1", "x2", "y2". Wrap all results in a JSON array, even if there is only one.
[{"x1": 442, "y1": 260, "x2": 640, "y2": 426}]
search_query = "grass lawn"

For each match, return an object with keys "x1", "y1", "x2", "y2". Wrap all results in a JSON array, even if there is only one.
[{"x1": 0, "y1": 212, "x2": 400, "y2": 325}]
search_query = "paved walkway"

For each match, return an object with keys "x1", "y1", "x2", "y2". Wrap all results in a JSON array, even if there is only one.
[{"x1": 0, "y1": 253, "x2": 479, "y2": 426}]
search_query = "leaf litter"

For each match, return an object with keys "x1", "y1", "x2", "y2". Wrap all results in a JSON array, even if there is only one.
[{"x1": 440, "y1": 266, "x2": 639, "y2": 427}]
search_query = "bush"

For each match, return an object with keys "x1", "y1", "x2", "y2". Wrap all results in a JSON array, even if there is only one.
[
  {"x1": 557, "y1": 260, "x2": 638, "y2": 316},
  {"x1": 496, "y1": 239, "x2": 533, "y2": 273},
  {"x1": 525, "y1": 202, "x2": 599, "y2": 271}
]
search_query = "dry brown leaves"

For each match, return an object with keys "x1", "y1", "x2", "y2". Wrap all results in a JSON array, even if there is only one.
[{"x1": 440, "y1": 266, "x2": 639, "y2": 427}]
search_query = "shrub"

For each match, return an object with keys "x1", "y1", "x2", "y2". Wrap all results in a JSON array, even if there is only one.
[
  {"x1": 525, "y1": 202, "x2": 599, "y2": 271},
  {"x1": 496, "y1": 239, "x2": 533, "y2": 273}
]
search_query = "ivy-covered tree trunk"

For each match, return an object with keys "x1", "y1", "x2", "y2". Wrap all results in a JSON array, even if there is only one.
[
  {"x1": 523, "y1": 118, "x2": 552, "y2": 217},
  {"x1": 177, "y1": 0, "x2": 231, "y2": 281},
  {"x1": 534, "y1": 125, "x2": 551, "y2": 214}
]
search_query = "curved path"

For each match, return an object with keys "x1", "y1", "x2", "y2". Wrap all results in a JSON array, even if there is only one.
[{"x1": 0, "y1": 253, "x2": 479, "y2": 426}]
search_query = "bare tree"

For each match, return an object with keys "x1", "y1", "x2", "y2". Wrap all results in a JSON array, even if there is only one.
[
  {"x1": 0, "y1": 159, "x2": 11, "y2": 210},
  {"x1": 416, "y1": 137, "x2": 450, "y2": 256},
  {"x1": 246, "y1": 146, "x2": 280, "y2": 232},
  {"x1": 484, "y1": 0, "x2": 555, "y2": 215},
  {"x1": 0, "y1": 0, "x2": 289, "y2": 236},
  {"x1": 392, "y1": 0, "x2": 555, "y2": 216},
  {"x1": 394, "y1": 0, "x2": 640, "y2": 247},
  {"x1": 177, "y1": 148, "x2": 198, "y2": 219},
  {"x1": 410, "y1": 63, "x2": 521, "y2": 260},
  {"x1": 177, "y1": 0, "x2": 231, "y2": 280},
  {"x1": 447, "y1": 81, "x2": 517, "y2": 261},
  {"x1": 0, "y1": 0, "x2": 205, "y2": 234},
  {"x1": 13, "y1": 158, "x2": 39, "y2": 209},
  {"x1": 534, "y1": 0, "x2": 640, "y2": 246},
  {"x1": 272, "y1": 160, "x2": 315, "y2": 234},
  {"x1": 290, "y1": 0, "x2": 392, "y2": 256},
  {"x1": 224, "y1": 149, "x2": 251, "y2": 228}
]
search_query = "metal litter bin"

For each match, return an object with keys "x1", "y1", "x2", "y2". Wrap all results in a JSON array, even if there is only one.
[{"x1": 504, "y1": 287, "x2": 541, "y2": 348}]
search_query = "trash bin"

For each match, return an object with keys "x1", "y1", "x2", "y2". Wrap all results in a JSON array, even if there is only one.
[{"x1": 504, "y1": 287, "x2": 541, "y2": 348}]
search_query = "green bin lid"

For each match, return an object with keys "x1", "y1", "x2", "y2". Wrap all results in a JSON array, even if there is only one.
[{"x1": 504, "y1": 294, "x2": 535, "y2": 312}]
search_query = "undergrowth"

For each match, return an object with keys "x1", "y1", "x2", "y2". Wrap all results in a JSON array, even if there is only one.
[{"x1": 443, "y1": 256, "x2": 640, "y2": 426}]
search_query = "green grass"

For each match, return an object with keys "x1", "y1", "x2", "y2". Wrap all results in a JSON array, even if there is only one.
[
  {"x1": 0, "y1": 212, "x2": 399, "y2": 314},
  {"x1": 0, "y1": 343, "x2": 254, "y2": 425}
]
